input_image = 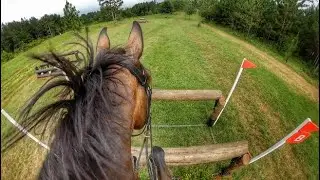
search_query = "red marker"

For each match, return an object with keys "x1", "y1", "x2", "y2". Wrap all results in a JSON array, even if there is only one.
[
  {"x1": 213, "y1": 58, "x2": 256, "y2": 126},
  {"x1": 250, "y1": 118, "x2": 319, "y2": 164}
]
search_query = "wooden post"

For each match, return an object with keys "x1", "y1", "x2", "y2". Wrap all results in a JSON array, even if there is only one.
[
  {"x1": 132, "y1": 141, "x2": 248, "y2": 166},
  {"x1": 207, "y1": 95, "x2": 225, "y2": 127},
  {"x1": 215, "y1": 152, "x2": 251, "y2": 178}
]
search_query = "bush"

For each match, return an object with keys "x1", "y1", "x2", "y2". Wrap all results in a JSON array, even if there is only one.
[
  {"x1": 171, "y1": 0, "x2": 186, "y2": 11},
  {"x1": 184, "y1": 1, "x2": 196, "y2": 18},
  {"x1": 1, "y1": 51, "x2": 15, "y2": 62},
  {"x1": 160, "y1": 1, "x2": 174, "y2": 14}
]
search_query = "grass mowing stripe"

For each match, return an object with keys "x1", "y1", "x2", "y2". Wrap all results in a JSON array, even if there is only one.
[{"x1": 1, "y1": 13, "x2": 318, "y2": 180}]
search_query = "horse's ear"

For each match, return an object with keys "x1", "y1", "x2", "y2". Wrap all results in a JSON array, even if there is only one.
[
  {"x1": 96, "y1": 27, "x2": 110, "y2": 52},
  {"x1": 126, "y1": 21, "x2": 143, "y2": 62}
]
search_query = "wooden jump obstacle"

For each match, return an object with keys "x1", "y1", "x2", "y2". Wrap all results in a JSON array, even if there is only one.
[
  {"x1": 151, "y1": 89, "x2": 225, "y2": 126},
  {"x1": 148, "y1": 89, "x2": 249, "y2": 176},
  {"x1": 35, "y1": 51, "x2": 83, "y2": 78},
  {"x1": 137, "y1": 18, "x2": 148, "y2": 23},
  {"x1": 152, "y1": 89, "x2": 222, "y2": 100},
  {"x1": 33, "y1": 57, "x2": 248, "y2": 175},
  {"x1": 132, "y1": 141, "x2": 249, "y2": 166}
]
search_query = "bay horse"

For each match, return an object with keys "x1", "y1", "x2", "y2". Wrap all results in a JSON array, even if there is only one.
[{"x1": 2, "y1": 22, "x2": 172, "y2": 180}]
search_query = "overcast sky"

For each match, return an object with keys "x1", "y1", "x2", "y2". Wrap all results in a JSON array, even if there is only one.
[
  {"x1": 1, "y1": 0, "x2": 318, "y2": 23},
  {"x1": 1, "y1": 0, "x2": 149, "y2": 23}
]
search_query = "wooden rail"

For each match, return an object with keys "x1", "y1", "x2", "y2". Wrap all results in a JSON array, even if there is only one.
[
  {"x1": 132, "y1": 141, "x2": 248, "y2": 166},
  {"x1": 152, "y1": 89, "x2": 222, "y2": 100}
]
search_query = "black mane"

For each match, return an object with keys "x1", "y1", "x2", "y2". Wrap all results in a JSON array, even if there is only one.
[{"x1": 2, "y1": 30, "x2": 136, "y2": 179}]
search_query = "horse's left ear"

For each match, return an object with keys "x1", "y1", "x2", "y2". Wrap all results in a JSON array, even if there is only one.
[
  {"x1": 96, "y1": 27, "x2": 110, "y2": 53},
  {"x1": 126, "y1": 21, "x2": 143, "y2": 62}
]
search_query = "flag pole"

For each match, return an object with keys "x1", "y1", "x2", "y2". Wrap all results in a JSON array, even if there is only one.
[
  {"x1": 249, "y1": 118, "x2": 314, "y2": 164},
  {"x1": 213, "y1": 59, "x2": 245, "y2": 126}
]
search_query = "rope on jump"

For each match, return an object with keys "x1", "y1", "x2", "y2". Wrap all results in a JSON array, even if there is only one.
[
  {"x1": 153, "y1": 124, "x2": 206, "y2": 128},
  {"x1": 1, "y1": 109, "x2": 50, "y2": 150},
  {"x1": 2, "y1": 109, "x2": 209, "y2": 150}
]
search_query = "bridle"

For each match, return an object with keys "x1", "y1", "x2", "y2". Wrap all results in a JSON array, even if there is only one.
[
  {"x1": 118, "y1": 61, "x2": 152, "y2": 132},
  {"x1": 118, "y1": 61, "x2": 157, "y2": 179}
]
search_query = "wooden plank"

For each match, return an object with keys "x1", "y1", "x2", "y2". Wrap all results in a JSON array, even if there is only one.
[
  {"x1": 132, "y1": 141, "x2": 248, "y2": 166},
  {"x1": 152, "y1": 89, "x2": 222, "y2": 101}
]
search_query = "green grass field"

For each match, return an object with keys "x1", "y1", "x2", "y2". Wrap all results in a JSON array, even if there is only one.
[{"x1": 1, "y1": 13, "x2": 319, "y2": 180}]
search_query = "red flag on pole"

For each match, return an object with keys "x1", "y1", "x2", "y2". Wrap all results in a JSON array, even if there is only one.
[
  {"x1": 286, "y1": 121, "x2": 319, "y2": 144},
  {"x1": 250, "y1": 118, "x2": 318, "y2": 164},
  {"x1": 242, "y1": 59, "x2": 256, "y2": 69},
  {"x1": 286, "y1": 131, "x2": 311, "y2": 144},
  {"x1": 299, "y1": 121, "x2": 319, "y2": 133}
]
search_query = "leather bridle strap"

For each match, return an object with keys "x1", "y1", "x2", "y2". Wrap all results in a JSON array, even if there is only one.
[
  {"x1": 118, "y1": 62, "x2": 155, "y2": 178},
  {"x1": 118, "y1": 62, "x2": 152, "y2": 136}
]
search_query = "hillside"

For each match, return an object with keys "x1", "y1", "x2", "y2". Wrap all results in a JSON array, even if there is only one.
[{"x1": 1, "y1": 14, "x2": 319, "y2": 179}]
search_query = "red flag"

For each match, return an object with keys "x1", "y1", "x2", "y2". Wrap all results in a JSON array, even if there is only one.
[
  {"x1": 299, "y1": 121, "x2": 319, "y2": 133},
  {"x1": 242, "y1": 59, "x2": 256, "y2": 69},
  {"x1": 286, "y1": 131, "x2": 311, "y2": 144},
  {"x1": 286, "y1": 120, "x2": 319, "y2": 144}
]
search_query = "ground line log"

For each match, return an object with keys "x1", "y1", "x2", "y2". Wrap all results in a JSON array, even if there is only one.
[
  {"x1": 132, "y1": 140, "x2": 248, "y2": 166},
  {"x1": 152, "y1": 89, "x2": 222, "y2": 100}
]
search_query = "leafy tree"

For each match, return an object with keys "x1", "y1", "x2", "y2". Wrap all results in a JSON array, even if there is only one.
[
  {"x1": 159, "y1": 0, "x2": 174, "y2": 14},
  {"x1": 28, "y1": 17, "x2": 42, "y2": 39},
  {"x1": 197, "y1": 0, "x2": 218, "y2": 22},
  {"x1": 197, "y1": 0, "x2": 319, "y2": 75},
  {"x1": 1, "y1": 50, "x2": 15, "y2": 62},
  {"x1": 63, "y1": 1, "x2": 82, "y2": 31},
  {"x1": 99, "y1": 6, "x2": 114, "y2": 21},
  {"x1": 284, "y1": 33, "x2": 299, "y2": 63},
  {"x1": 121, "y1": 8, "x2": 135, "y2": 18},
  {"x1": 171, "y1": 0, "x2": 186, "y2": 11},
  {"x1": 297, "y1": 5, "x2": 319, "y2": 73},
  {"x1": 130, "y1": 2, "x2": 157, "y2": 16},
  {"x1": 184, "y1": 1, "x2": 196, "y2": 19},
  {"x1": 80, "y1": 11, "x2": 100, "y2": 25},
  {"x1": 98, "y1": 0, "x2": 123, "y2": 21}
]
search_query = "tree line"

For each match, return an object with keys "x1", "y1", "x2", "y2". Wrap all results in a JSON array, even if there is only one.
[
  {"x1": 1, "y1": 0, "x2": 82, "y2": 61},
  {"x1": 1, "y1": 0, "x2": 177, "y2": 61},
  {"x1": 1, "y1": 0, "x2": 318, "y2": 76},
  {"x1": 196, "y1": 0, "x2": 319, "y2": 75}
]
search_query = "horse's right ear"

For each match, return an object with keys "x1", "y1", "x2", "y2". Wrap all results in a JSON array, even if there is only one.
[
  {"x1": 96, "y1": 27, "x2": 110, "y2": 53},
  {"x1": 126, "y1": 21, "x2": 143, "y2": 62}
]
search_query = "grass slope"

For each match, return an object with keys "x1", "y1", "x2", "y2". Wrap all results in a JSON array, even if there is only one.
[{"x1": 1, "y1": 13, "x2": 319, "y2": 180}]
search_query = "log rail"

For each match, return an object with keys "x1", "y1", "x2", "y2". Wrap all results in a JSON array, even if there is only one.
[{"x1": 132, "y1": 141, "x2": 248, "y2": 166}]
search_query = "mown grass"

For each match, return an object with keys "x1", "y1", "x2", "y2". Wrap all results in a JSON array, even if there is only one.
[
  {"x1": 208, "y1": 21, "x2": 319, "y2": 87},
  {"x1": 1, "y1": 13, "x2": 318, "y2": 180}
]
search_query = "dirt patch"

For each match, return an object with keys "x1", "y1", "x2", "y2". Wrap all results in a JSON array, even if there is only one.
[{"x1": 204, "y1": 24, "x2": 319, "y2": 103}]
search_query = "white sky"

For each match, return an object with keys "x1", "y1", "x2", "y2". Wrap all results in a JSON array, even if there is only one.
[
  {"x1": 1, "y1": 0, "x2": 146, "y2": 23},
  {"x1": 2, "y1": 0, "x2": 318, "y2": 23}
]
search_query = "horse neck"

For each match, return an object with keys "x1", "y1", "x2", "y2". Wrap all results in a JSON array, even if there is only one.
[
  {"x1": 107, "y1": 120, "x2": 135, "y2": 179},
  {"x1": 39, "y1": 93, "x2": 137, "y2": 179},
  {"x1": 40, "y1": 113, "x2": 136, "y2": 180},
  {"x1": 100, "y1": 77, "x2": 137, "y2": 179}
]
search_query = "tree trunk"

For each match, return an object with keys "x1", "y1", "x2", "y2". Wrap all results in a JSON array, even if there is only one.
[{"x1": 111, "y1": 11, "x2": 115, "y2": 21}]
